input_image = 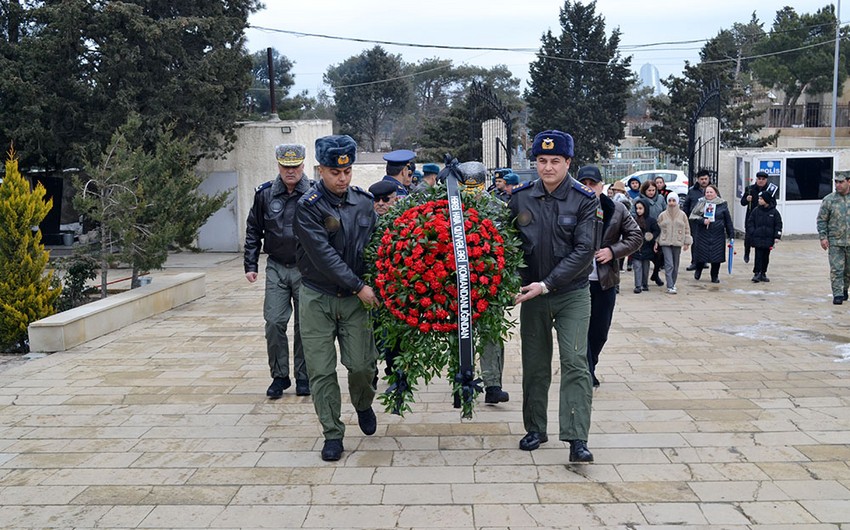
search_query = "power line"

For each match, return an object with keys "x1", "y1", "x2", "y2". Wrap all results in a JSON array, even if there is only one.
[{"x1": 251, "y1": 19, "x2": 850, "y2": 90}]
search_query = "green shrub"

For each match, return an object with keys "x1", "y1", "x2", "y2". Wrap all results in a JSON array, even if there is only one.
[{"x1": 0, "y1": 146, "x2": 61, "y2": 351}]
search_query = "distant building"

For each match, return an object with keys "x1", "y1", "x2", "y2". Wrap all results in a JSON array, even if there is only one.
[{"x1": 639, "y1": 63, "x2": 663, "y2": 96}]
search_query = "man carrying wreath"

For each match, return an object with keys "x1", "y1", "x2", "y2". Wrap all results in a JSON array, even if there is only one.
[{"x1": 508, "y1": 130, "x2": 600, "y2": 463}]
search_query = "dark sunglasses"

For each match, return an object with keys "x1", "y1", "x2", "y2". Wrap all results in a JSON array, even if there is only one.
[{"x1": 376, "y1": 196, "x2": 394, "y2": 203}]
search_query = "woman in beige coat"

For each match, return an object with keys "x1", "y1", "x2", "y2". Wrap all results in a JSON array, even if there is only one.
[{"x1": 654, "y1": 194, "x2": 692, "y2": 294}]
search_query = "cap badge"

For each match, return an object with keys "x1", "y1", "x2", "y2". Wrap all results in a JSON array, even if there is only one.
[
  {"x1": 337, "y1": 154, "x2": 350, "y2": 165},
  {"x1": 542, "y1": 138, "x2": 554, "y2": 150}
]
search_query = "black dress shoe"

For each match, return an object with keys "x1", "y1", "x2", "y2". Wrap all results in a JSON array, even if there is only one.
[
  {"x1": 295, "y1": 379, "x2": 311, "y2": 396},
  {"x1": 568, "y1": 440, "x2": 594, "y2": 463},
  {"x1": 685, "y1": 264, "x2": 697, "y2": 271},
  {"x1": 654, "y1": 278, "x2": 664, "y2": 286},
  {"x1": 751, "y1": 274, "x2": 760, "y2": 282},
  {"x1": 592, "y1": 375, "x2": 600, "y2": 388},
  {"x1": 759, "y1": 273, "x2": 770, "y2": 283},
  {"x1": 711, "y1": 277, "x2": 720, "y2": 284},
  {"x1": 321, "y1": 439, "x2": 344, "y2": 461},
  {"x1": 834, "y1": 296, "x2": 844, "y2": 305},
  {"x1": 484, "y1": 386, "x2": 509, "y2": 404},
  {"x1": 694, "y1": 268, "x2": 702, "y2": 280},
  {"x1": 743, "y1": 254, "x2": 750, "y2": 264},
  {"x1": 356, "y1": 407, "x2": 377, "y2": 435},
  {"x1": 519, "y1": 432, "x2": 548, "y2": 451},
  {"x1": 633, "y1": 287, "x2": 642, "y2": 294},
  {"x1": 266, "y1": 376, "x2": 291, "y2": 399}
]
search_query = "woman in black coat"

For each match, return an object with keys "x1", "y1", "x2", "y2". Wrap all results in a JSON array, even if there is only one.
[{"x1": 689, "y1": 184, "x2": 734, "y2": 283}]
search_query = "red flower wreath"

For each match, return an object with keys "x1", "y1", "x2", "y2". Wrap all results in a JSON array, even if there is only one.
[{"x1": 373, "y1": 199, "x2": 506, "y2": 334}]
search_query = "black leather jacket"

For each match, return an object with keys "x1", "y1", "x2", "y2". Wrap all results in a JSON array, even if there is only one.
[
  {"x1": 508, "y1": 176, "x2": 601, "y2": 294},
  {"x1": 294, "y1": 180, "x2": 377, "y2": 297},
  {"x1": 244, "y1": 175, "x2": 313, "y2": 273}
]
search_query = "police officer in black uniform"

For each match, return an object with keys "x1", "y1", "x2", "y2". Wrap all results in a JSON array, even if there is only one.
[
  {"x1": 508, "y1": 130, "x2": 600, "y2": 463},
  {"x1": 245, "y1": 144, "x2": 312, "y2": 399},
  {"x1": 294, "y1": 135, "x2": 380, "y2": 462}
]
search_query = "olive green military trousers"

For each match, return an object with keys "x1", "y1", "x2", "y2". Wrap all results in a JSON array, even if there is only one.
[
  {"x1": 299, "y1": 285, "x2": 377, "y2": 441},
  {"x1": 264, "y1": 258, "x2": 307, "y2": 382},
  {"x1": 520, "y1": 286, "x2": 593, "y2": 442},
  {"x1": 479, "y1": 340, "x2": 504, "y2": 388}
]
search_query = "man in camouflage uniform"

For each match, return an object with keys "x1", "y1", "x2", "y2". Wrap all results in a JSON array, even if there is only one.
[{"x1": 817, "y1": 170, "x2": 850, "y2": 305}]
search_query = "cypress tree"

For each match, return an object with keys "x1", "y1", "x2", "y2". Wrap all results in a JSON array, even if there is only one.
[{"x1": 0, "y1": 146, "x2": 60, "y2": 351}]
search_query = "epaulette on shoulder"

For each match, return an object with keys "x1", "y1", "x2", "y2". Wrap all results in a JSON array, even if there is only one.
[
  {"x1": 511, "y1": 180, "x2": 534, "y2": 194},
  {"x1": 351, "y1": 185, "x2": 374, "y2": 199},
  {"x1": 303, "y1": 188, "x2": 323, "y2": 205},
  {"x1": 254, "y1": 181, "x2": 272, "y2": 193},
  {"x1": 573, "y1": 180, "x2": 596, "y2": 198}
]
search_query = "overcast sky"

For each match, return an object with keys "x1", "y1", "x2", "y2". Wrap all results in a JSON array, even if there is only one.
[{"x1": 245, "y1": 0, "x2": 837, "y2": 96}]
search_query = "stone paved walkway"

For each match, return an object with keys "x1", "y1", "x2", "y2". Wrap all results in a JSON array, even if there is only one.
[{"x1": 1, "y1": 239, "x2": 849, "y2": 529}]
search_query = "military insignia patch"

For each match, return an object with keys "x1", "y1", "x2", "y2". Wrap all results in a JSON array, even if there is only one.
[
  {"x1": 304, "y1": 191, "x2": 322, "y2": 205},
  {"x1": 337, "y1": 154, "x2": 350, "y2": 165},
  {"x1": 542, "y1": 138, "x2": 554, "y2": 150},
  {"x1": 324, "y1": 216, "x2": 341, "y2": 232}
]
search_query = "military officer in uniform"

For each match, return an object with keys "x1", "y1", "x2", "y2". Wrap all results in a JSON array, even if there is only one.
[
  {"x1": 381, "y1": 149, "x2": 416, "y2": 197},
  {"x1": 817, "y1": 170, "x2": 850, "y2": 305},
  {"x1": 508, "y1": 130, "x2": 600, "y2": 463},
  {"x1": 412, "y1": 163, "x2": 440, "y2": 193},
  {"x1": 294, "y1": 135, "x2": 380, "y2": 462},
  {"x1": 245, "y1": 143, "x2": 312, "y2": 399}
]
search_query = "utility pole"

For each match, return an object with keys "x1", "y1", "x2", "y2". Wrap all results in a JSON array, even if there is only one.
[{"x1": 831, "y1": 0, "x2": 841, "y2": 147}]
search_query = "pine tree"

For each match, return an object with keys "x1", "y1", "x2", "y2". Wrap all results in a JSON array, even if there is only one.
[
  {"x1": 525, "y1": 1, "x2": 632, "y2": 166},
  {"x1": 0, "y1": 145, "x2": 60, "y2": 351}
]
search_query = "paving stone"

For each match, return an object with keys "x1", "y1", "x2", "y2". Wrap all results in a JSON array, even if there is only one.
[{"x1": 1, "y1": 242, "x2": 848, "y2": 528}]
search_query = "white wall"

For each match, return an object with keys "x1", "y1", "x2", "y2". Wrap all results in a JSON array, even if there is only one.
[{"x1": 196, "y1": 119, "x2": 333, "y2": 251}]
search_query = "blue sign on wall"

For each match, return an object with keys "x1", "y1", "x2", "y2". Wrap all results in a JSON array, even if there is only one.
[{"x1": 759, "y1": 160, "x2": 781, "y2": 176}]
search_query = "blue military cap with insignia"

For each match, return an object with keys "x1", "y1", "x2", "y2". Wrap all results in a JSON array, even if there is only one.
[
  {"x1": 503, "y1": 171, "x2": 519, "y2": 185},
  {"x1": 315, "y1": 135, "x2": 356, "y2": 168},
  {"x1": 493, "y1": 168, "x2": 512, "y2": 179},
  {"x1": 530, "y1": 130, "x2": 574, "y2": 159},
  {"x1": 382, "y1": 149, "x2": 416, "y2": 165},
  {"x1": 422, "y1": 163, "x2": 440, "y2": 175}
]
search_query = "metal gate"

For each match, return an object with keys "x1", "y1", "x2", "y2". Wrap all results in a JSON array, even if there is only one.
[
  {"x1": 687, "y1": 80, "x2": 722, "y2": 184},
  {"x1": 468, "y1": 81, "x2": 513, "y2": 171}
]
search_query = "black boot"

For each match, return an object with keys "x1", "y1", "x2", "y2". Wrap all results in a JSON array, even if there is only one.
[
  {"x1": 484, "y1": 386, "x2": 509, "y2": 404},
  {"x1": 568, "y1": 440, "x2": 594, "y2": 463},
  {"x1": 694, "y1": 267, "x2": 702, "y2": 280},
  {"x1": 759, "y1": 273, "x2": 770, "y2": 283},
  {"x1": 751, "y1": 274, "x2": 760, "y2": 283}
]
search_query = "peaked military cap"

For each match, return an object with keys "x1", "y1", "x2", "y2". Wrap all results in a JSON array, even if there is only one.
[
  {"x1": 275, "y1": 144, "x2": 306, "y2": 166},
  {"x1": 315, "y1": 135, "x2": 356, "y2": 168},
  {"x1": 368, "y1": 180, "x2": 397, "y2": 199},
  {"x1": 382, "y1": 149, "x2": 416, "y2": 164}
]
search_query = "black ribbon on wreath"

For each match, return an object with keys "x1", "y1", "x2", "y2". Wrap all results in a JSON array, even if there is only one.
[{"x1": 443, "y1": 157, "x2": 482, "y2": 418}]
